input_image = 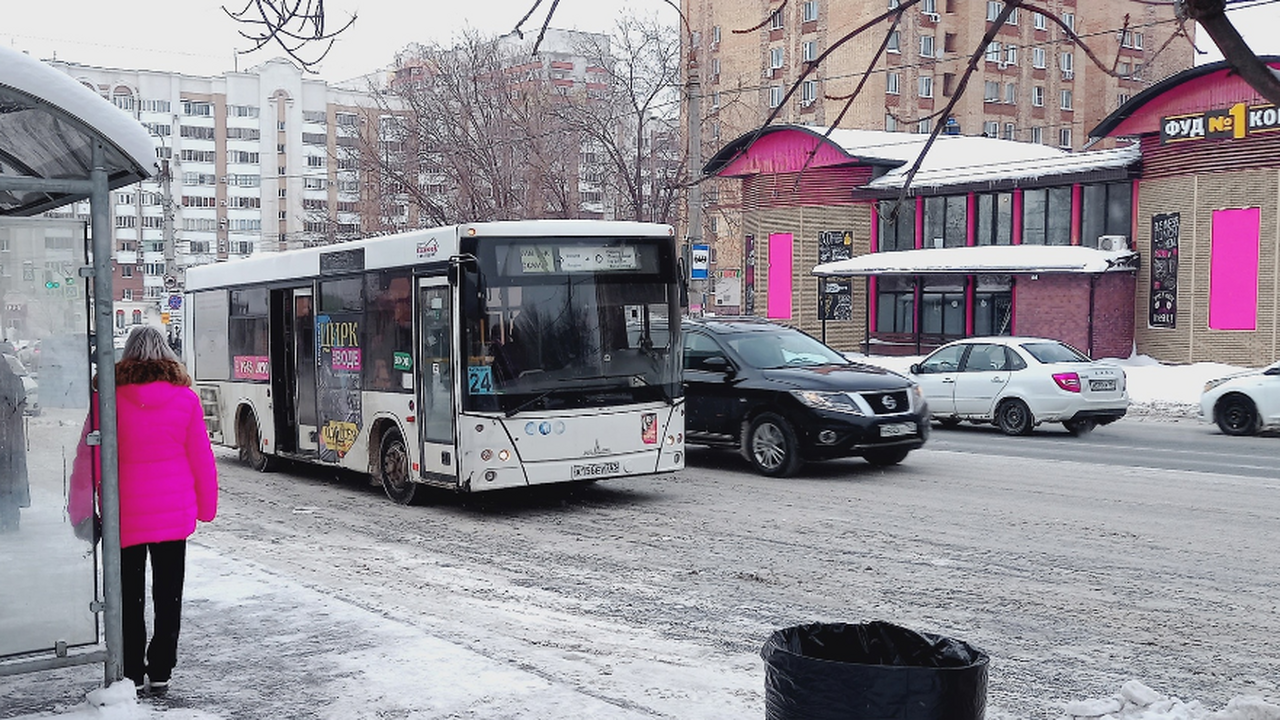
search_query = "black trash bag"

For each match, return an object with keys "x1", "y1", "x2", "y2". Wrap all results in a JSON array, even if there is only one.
[{"x1": 761, "y1": 620, "x2": 989, "y2": 720}]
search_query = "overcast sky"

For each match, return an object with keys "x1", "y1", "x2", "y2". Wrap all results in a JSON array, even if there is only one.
[
  {"x1": 2, "y1": 1, "x2": 1276, "y2": 83},
  {"x1": 2, "y1": 0, "x2": 659, "y2": 82}
]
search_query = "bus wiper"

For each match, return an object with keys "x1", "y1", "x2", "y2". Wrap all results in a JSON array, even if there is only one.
[{"x1": 504, "y1": 388, "x2": 557, "y2": 417}]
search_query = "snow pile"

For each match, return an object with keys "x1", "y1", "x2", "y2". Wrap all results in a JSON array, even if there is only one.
[{"x1": 1060, "y1": 681, "x2": 1280, "y2": 720}]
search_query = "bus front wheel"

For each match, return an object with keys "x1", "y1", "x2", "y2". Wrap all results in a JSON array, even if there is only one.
[{"x1": 379, "y1": 430, "x2": 420, "y2": 505}]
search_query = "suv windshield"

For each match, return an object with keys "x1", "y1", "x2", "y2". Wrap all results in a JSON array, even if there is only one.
[
  {"x1": 1021, "y1": 341, "x2": 1090, "y2": 364},
  {"x1": 724, "y1": 328, "x2": 849, "y2": 369}
]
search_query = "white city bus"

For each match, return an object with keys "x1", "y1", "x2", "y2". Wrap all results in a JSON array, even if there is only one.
[{"x1": 183, "y1": 220, "x2": 685, "y2": 504}]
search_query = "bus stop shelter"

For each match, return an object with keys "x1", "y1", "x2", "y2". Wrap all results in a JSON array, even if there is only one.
[{"x1": 0, "y1": 44, "x2": 155, "y2": 685}]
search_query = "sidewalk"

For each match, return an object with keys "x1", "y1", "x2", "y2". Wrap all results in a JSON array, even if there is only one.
[{"x1": 3, "y1": 542, "x2": 677, "y2": 720}]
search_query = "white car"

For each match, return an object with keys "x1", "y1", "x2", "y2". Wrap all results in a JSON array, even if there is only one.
[
  {"x1": 907, "y1": 337, "x2": 1128, "y2": 436},
  {"x1": 1199, "y1": 361, "x2": 1280, "y2": 436}
]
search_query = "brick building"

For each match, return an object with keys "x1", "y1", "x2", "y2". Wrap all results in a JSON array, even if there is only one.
[
  {"x1": 703, "y1": 124, "x2": 1141, "y2": 358},
  {"x1": 1091, "y1": 57, "x2": 1280, "y2": 366},
  {"x1": 682, "y1": 0, "x2": 1193, "y2": 311}
]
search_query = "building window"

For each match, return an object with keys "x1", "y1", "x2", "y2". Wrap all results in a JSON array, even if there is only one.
[
  {"x1": 803, "y1": 0, "x2": 819, "y2": 22},
  {"x1": 986, "y1": 41, "x2": 1001, "y2": 62},
  {"x1": 923, "y1": 195, "x2": 967, "y2": 248},
  {"x1": 121, "y1": 265, "x2": 133, "y2": 278},
  {"x1": 921, "y1": 0, "x2": 937, "y2": 13},
  {"x1": 921, "y1": 275, "x2": 966, "y2": 337},
  {"x1": 1034, "y1": 12, "x2": 1047, "y2": 30},
  {"x1": 974, "y1": 278, "x2": 1013, "y2": 335},
  {"x1": 803, "y1": 40, "x2": 817, "y2": 62},
  {"x1": 769, "y1": 86, "x2": 784, "y2": 108},
  {"x1": 1022, "y1": 187, "x2": 1072, "y2": 245},
  {"x1": 1060, "y1": 89, "x2": 1073, "y2": 110},
  {"x1": 1032, "y1": 86, "x2": 1045, "y2": 107},
  {"x1": 887, "y1": 72, "x2": 900, "y2": 95},
  {"x1": 986, "y1": 1, "x2": 1001, "y2": 21},
  {"x1": 917, "y1": 118, "x2": 932, "y2": 134},
  {"x1": 1004, "y1": 46, "x2": 1017, "y2": 65},
  {"x1": 1059, "y1": 127, "x2": 1072, "y2": 149},
  {"x1": 920, "y1": 35, "x2": 935, "y2": 58},
  {"x1": 1081, "y1": 182, "x2": 1133, "y2": 248},
  {"x1": 984, "y1": 81, "x2": 1000, "y2": 102},
  {"x1": 1033, "y1": 47, "x2": 1046, "y2": 68},
  {"x1": 1063, "y1": 12, "x2": 1076, "y2": 32},
  {"x1": 975, "y1": 192, "x2": 1013, "y2": 245},
  {"x1": 1061, "y1": 51, "x2": 1074, "y2": 77},
  {"x1": 1031, "y1": 126, "x2": 1043, "y2": 144},
  {"x1": 1118, "y1": 92, "x2": 1131, "y2": 107},
  {"x1": 983, "y1": 120, "x2": 1000, "y2": 137},
  {"x1": 1121, "y1": 30, "x2": 1144, "y2": 49},
  {"x1": 885, "y1": 114, "x2": 898, "y2": 132},
  {"x1": 887, "y1": 31, "x2": 900, "y2": 53},
  {"x1": 769, "y1": 47, "x2": 784, "y2": 69},
  {"x1": 769, "y1": 10, "x2": 783, "y2": 29},
  {"x1": 888, "y1": 0, "x2": 899, "y2": 7},
  {"x1": 919, "y1": 76, "x2": 933, "y2": 98},
  {"x1": 1003, "y1": 122, "x2": 1015, "y2": 140},
  {"x1": 876, "y1": 276, "x2": 915, "y2": 333},
  {"x1": 802, "y1": 79, "x2": 818, "y2": 105},
  {"x1": 877, "y1": 200, "x2": 916, "y2": 251},
  {"x1": 1005, "y1": 82, "x2": 1017, "y2": 104}
]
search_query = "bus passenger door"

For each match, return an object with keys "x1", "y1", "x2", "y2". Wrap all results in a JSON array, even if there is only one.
[
  {"x1": 292, "y1": 288, "x2": 319, "y2": 454},
  {"x1": 418, "y1": 278, "x2": 456, "y2": 479}
]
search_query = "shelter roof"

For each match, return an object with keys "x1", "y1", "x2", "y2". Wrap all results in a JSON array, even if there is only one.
[
  {"x1": 812, "y1": 244, "x2": 1139, "y2": 277},
  {"x1": 0, "y1": 46, "x2": 155, "y2": 215}
]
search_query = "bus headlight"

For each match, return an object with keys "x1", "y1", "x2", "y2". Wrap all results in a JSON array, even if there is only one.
[
  {"x1": 480, "y1": 449, "x2": 493, "y2": 461},
  {"x1": 498, "y1": 449, "x2": 510, "y2": 462}
]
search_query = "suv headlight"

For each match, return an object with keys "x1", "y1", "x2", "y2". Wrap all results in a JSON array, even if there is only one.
[
  {"x1": 1203, "y1": 377, "x2": 1230, "y2": 393},
  {"x1": 790, "y1": 390, "x2": 864, "y2": 415}
]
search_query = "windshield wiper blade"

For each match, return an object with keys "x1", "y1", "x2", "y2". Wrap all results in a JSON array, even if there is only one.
[{"x1": 504, "y1": 388, "x2": 557, "y2": 417}]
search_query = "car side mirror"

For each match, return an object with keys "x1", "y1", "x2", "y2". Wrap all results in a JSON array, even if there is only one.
[
  {"x1": 703, "y1": 355, "x2": 734, "y2": 377},
  {"x1": 908, "y1": 363, "x2": 922, "y2": 375}
]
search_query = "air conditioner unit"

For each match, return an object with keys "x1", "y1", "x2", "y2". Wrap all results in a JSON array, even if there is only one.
[
  {"x1": 1097, "y1": 235, "x2": 1129, "y2": 252},
  {"x1": 800, "y1": 98, "x2": 815, "y2": 108},
  {"x1": 998, "y1": 60, "x2": 1008, "y2": 69},
  {"x1": 1062, "y1": 70, "x2": 1074, "y2": 80},
  {"x1": 923, "y1": 12, "x2": 940, "y2": 21}
]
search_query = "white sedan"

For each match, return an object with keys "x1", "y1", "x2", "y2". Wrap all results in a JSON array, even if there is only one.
[
  {"x1": 907, "y1": 337, "x2": 1128, "y2": 436},
  {"x1": 1199, "y1": 361, "x2": 1280, "y2": 436}
]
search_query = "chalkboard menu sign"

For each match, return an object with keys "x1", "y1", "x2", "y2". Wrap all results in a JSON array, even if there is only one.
[
  {"x1": 818, "y1": 231, "x2": 854, "y2": 321},
  {"x1": 1149, "y1": 213, "x2": 1179, "y2": 329}
]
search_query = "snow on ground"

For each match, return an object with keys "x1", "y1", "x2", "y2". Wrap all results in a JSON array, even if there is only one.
[{"x1": 7, "y1": 355, "x2": 1277, "y2": 720}]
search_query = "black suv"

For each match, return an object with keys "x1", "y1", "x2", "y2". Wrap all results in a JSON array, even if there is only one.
[{"x1": 682, "y1": 317, "x2": 929, "y2": 476}]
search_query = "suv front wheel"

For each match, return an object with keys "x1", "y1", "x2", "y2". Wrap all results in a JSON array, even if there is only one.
[{"x1": 743, "y1": 412, "x2": 803, "y2": 477}]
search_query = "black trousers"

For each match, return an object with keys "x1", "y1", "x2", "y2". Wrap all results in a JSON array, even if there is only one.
[{"x1": 120, "y1": 540, "x2": 186, "y2": 685}]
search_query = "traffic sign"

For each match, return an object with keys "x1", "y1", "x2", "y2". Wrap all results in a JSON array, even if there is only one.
[{"x1": 168, "y1": 295, "x2": 183, "y2": 310}]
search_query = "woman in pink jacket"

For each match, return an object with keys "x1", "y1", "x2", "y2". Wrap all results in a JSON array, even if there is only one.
[{"x1": 70, "y1": 325, "x2": 218, "y2": 695}]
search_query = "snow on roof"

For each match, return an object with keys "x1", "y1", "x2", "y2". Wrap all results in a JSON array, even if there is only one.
[
  {"x1": 0, "y1": 45, "x2": 155, "y2": 215},
  {"x1": 813, "y1": 244, "x2": 1140, "y2": 276},
  {"x1": 796, "y1": 125, "x2": 1140, "y2": 190}
]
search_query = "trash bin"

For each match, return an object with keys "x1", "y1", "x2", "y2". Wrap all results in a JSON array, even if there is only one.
[{"x1": 761, "y1": 620, "x2": 989, "y2": 720}]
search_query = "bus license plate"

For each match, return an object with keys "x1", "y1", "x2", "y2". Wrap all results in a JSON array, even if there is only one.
[
  {"x1": 572, "y1": 461, "x2": 620, "y2": 480},
  {"x1": 1090, "y1": 379, "x2": 1117, "y2": 391},
  {"x1": 879, "y1": 422, "x2": 916, "y2": 438}
]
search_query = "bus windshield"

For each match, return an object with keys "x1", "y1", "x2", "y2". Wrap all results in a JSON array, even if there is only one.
[{"x1": 462, "y1": 236, "x2": 682, "y2": 414}]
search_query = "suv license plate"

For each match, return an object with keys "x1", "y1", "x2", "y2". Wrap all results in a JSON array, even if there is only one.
[
  {"x1": 879, "y1": 422, "x2": 916, "y2": 438},
  {"x1": 1090, "y1": 379, "x2": 1117, "y2": 391},
  {"x1": 572, "y1": 461, "x2": 621, "y2": 480}
]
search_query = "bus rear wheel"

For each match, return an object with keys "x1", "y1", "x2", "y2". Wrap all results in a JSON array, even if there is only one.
[
  {"x1": 379, "y1": 429, "x2": 420, "y2": 505},
  {"x1": 238, "y1": 413, "x2": 273, "y2": 473}
]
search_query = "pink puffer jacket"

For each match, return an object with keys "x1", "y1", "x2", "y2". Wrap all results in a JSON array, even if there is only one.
[{"x1": 69, "y1": 359, "x2": 218, "y2": 548}]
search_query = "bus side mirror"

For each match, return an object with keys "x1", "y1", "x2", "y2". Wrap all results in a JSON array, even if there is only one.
[{"x1": 677, "y1": 257, "x2": 689, "y2": 310}]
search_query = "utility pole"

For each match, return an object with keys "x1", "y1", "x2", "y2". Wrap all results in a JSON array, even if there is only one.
[
  {"x1": 685, "y1": 37, "x2": 705, "y2": 316},
  {"x1": 159, "y1": 156, "x2": 179, "y2": 345}
]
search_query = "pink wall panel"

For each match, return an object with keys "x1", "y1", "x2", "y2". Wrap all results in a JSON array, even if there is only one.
[
  {"x1": 718, "y1": 131, "x2": 855, "y2": 177},
  {"x1": 1209, "y1": 207, "x2": 1261, "y2": 331},
  {"x1": 767, "y1": 233, "x2": 793, "y2": 319}
]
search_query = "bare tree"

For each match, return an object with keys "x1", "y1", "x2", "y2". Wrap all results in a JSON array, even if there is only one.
[
  {"x1": 223, "y1": 0, "x2": 356, "y2": 72},
  {"x1": 553, "y1": 15, "x2": 685, "y2": 223}
]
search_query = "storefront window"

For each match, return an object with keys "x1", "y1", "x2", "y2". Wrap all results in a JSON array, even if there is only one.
[
  {"x1": 923, "y1": 196, "x2": 967, "y2": 248},
  {"x1": 920, "y1": 275, "x2": 966, "y2": 336},
  {"x1": 1021, "y1": 187, "x2": 1072, "y2": 245},
  {"x1": 1081, "y1": 182, "x2": 1132, "y2": 248},
  {"x1": 975, "y1": 192, "x2": 1013, "y2": 245},
  {"x1": 973, "y1": 275, "x2": 1013, "y2": 335},
  {"x1": 876, "y1": 276, "x2": 914, "y2": 332},
  {"x1": 877, "y1": 200, "x2": 916, "y2": 252}
]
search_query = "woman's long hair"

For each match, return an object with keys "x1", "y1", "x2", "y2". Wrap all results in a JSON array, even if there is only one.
[{"x1": 120, "y1": 325, "x2": 179, "y2": 364}]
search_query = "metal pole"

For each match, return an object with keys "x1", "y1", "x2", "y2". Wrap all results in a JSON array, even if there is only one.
[
  {"x1": 90, "y1": 141, "x2": 124, "y2": 687},
  {"x1": 685, "y1": 42, "x2": 703, "y2": 315}
]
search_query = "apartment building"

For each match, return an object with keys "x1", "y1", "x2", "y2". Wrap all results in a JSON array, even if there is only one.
[
  {"x1": 682, "y1": 0, "x2": 1193, "y2": 310},
  {"x1": 43, "y1": 58, "x2": 389, "y2": 331}
]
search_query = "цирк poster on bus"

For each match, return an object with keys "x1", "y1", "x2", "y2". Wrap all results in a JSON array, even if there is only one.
[
  {"x1": 316, "y1": 312, "x2": 362, "y2": 461},
  {"x1": 1149, "y1": 212, "x2": 1179, "y2": 329}
]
